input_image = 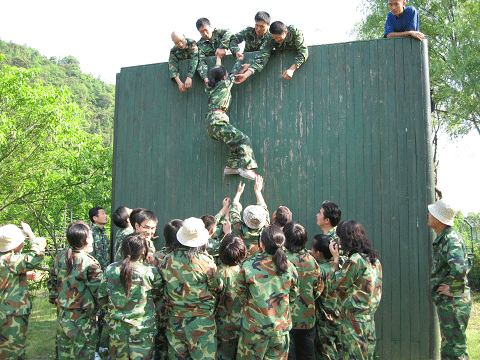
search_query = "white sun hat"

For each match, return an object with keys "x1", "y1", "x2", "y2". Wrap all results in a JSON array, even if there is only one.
[
  {"x1": 0, "y1": 224, "x2": 26, "y2": 252},
  {"x1": 176, "y1": 217, "x2": 210, "y2": 247},
  {"x1": 428, "y1": 199, "x2": 456, "y2": 226},
  {"x1": 243, "y1": 205, "x2": 268, "y2": 230}
]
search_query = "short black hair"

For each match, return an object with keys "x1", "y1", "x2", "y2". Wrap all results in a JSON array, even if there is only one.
[
  {"x1": 196, "y1": 17, "x2": 211, "y2": 30},
  {"x1": 283, "y1": 222, "x2": 308, "y2": 253},
  {"x1": 273, "y1": 206, "x2": 292, "y2": 227},
  {"x1": 89, "y1": 206, "x2": 104, "y2": 223},
  {"x1": 135, "y1": 210, "x2": 158, "y2": 228},
  {"x1": 312, "y1": 234, "x2": 332, "y2": 259},
  {"x1": 129, "y1": 208, "x2": 146, "y2": 229},
  {"x1": 164, "y1": 219, "x2": 183, "y2": 248},
  {"x1": 219, "y1": 234, "x2": 247, "y2": 266},
  {"x1": 270, "y1": 21, "x2": 287, "y2": 35},
  {"x1": 201, "y1": 214, "x2": 216, "y2": 233},
  {"x1": 112, "y1": 206, "x2": 130, "y2": 229},
  {"x1": 254, "y1": 11, "x2": 271, "y2": 24},
  {"x1": 321, "y1": 201, "x2": 342, "y2": 227}
]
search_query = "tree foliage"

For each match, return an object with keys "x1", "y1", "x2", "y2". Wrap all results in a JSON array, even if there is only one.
[
  {"x1": 0, "y1": 40, "x2": 115, "y2": 146},
  {"x1": 0, "y1": 61, "x2": 112, "y2": 251},
  {"x1": 354, "y1": 0, "x2": 480, "y2": 137}
]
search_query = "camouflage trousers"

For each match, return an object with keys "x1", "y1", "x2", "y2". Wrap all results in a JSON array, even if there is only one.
[
  {"x1": 205, "y1": 111, "x2": 258, "y2": 170},
  {"x1": 436, "y1": 296, "x2": 472, "y2": 360},
  {"x1": 216, "y1": 320, "x2": 240, "y2": 360},
  {"x1": 0, "y1": 313, "x2": 29, "y2": 359},
  {"x1": 155, "y1": 324, "x2": 168, "y2": 360},
  {"x1": 315, "y1": 318, "x2": 342, "y2": 360},
  {"x1": 56, "y1": 312, "x2": 98, "y2": 359},
  {"x1": 236, "y1": 329, "x2": 290, "y2": 360},
  {"x1": 108, "y1": 326, "x2": 155, "y2": 360},
  {"x1": 166, "y1": 315, "x2": 217, "y2": 360},
  {"x1": 338, "y1": 316, "x2": 376, "y2": 360}
]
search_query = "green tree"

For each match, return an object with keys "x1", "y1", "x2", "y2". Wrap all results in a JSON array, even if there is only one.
[
  {"x1": 0, "y1": 62, "x2": 112, "y2": 252},
  {"x1": 354, "y1": 0, "x2": 480, "y2": 137}
]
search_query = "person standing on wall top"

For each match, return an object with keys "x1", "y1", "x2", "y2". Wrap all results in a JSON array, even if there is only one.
[
  {"x1": 427, "y1": 199, "x2": 471, "y2": 360},
  {"x1": 196, "y1": 18, "x2": 235, "y2": 87},
  {"x1": 235, "y1": 21, "x2": 308, "y2": 84},
  {"x1": 384, "y1": 0, "x2": 425, "y2": 40},
  {"x1": 89, "y1": 206, "x2": 110, "y2": 271},
  {"x1": 230, "y1": 11, "x2": 271, "y2": 59},
  {"x1": 169, "y1": 32, "x2": 199, "y2": 93}
]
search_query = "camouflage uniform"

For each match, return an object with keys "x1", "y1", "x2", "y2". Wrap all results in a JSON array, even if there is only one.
[
  {"x1": 206, "y1": 212, "x2": 228, "y2": 265},
  {"x1": 114, "y1": 227, "x2": 133, "y2": 260},
  {"x1": 315, "y1": 259, "x2": 343, "y2": 360},
  {"x1": 91, "y1": 223, "x2": 110, "y2": 271},
  {"x1": 197, "y1": 28, "x2": 234, "y2": 80},
  {"x1": 158, "y1": 249, "x2": 223, "y2": 359},
  {"x1": 205, "y1": 58, "x2": 257, "y2": 170},
  {"x1": 98, "y1": 260, "x2": 162, "y2": 360},
  {"x1": 49, "y1": 248, "x2": 103, "y2": 359},
  {"x1": 230, "y1": 27, "x2": 270, "y2": 55},
  {"x1": 0, "y1": 237, "x2": 45, "y2": 359},
  {"x1": 169, "y1": 38, "x2": 199, "y2": 79},
  {"x1": 229, "y1": 200, "x2": 269, "y2": 256},
  {"x1": 250, "y1": 25, "x2": 308, "y2": 74},
  {"x1": 431, "y1": 227, "x2": 471, "y2": 359},
  {"x1": 285, "y1": 249, "x2": 323, "y2": 360},
  {"x1": 237, "y1": 252, "x2": 299, "y2": 360},
  {"x1": 329, "y1": 254, "x2": 382, "y2": 360},
  {"x1": 216, "y1": 264, "x2": 243, "y2": 360},
  {"x1": 114, "y1": 235, "x2": 155, "y2": 263}
]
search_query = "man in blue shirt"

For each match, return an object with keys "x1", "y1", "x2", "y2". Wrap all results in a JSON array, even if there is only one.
[{"x1": 384, "y1": 0, "x2": 425, "y2": 40}]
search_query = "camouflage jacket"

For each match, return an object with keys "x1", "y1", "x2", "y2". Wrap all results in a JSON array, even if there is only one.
[
  {"x1": 49, "y1": 248, "x2": 103, "y2": 320},
  {"x1": 317, "y1": 259, "x2": 342, "y2": 322},
  {"x1": 206, "y1": 211, "x2": 228, "y2": 261},
  {"x1": 168, "y1": 38, "x2": 199, "y2": 79},
  {"x1": 114, "y1": 227, "x2": 133, "y2": 258},
  {"x1": 326, "y1": 227, "x2": 338, "y2": 242},
  {"x1": 329, "y1": 253, "x2": 382, "y2": 320},
  {"x1": 158, "y1": 249, "x2": 223, "y2": 317},
  {"x1": 431, "y1": 226, "x2": 471, "y2": 304},
  {"x1": 230, "y1": 27, "x2": 270, "y2": 54},
  {"x1": 98, "y1": 260, "x2": 162, "y2": 333},
  {"x1": 285, "y1": 249, "x2": 323, "y2": 329},
  {"x1": 229, "y1": 200, "x2": 270, "y2": 251},
  {"x1": 114, "y1": 235, "x2": 155, "y2": 263},
  {"x1": 0, "y1": 237, "x2": 45, "y2": 316},
  {"x1": 238, "y1": 252, "x2": 299, "y2": 335},
  {"x1": 205, "y1": 58, "x2": 243, "y2": 112},
  {"x1": 91, "y1": 223, "x2": 110, "y2": 271},
  {"x1": 197, "y1": 28, "x2": 234, "y2": 79},
  {"x1": 152, "y1": 247, "x2": 172, "y2": 270},
  {"x1": 216, "y1": 264, "x2": 243, "y2": 328},
  {"x1": 250, "y1": 25, "x2": 308, "y2": 73}
]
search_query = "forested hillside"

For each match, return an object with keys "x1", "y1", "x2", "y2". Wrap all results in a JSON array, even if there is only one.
[{"x1": 0, "y1": 40, "x2": 114, "y2": 146}]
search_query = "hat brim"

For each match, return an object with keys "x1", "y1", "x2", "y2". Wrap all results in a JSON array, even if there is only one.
[
  {"x1": 176, "y1": 227, "x2": 209, "y2": 248},
  {"x1": 428, "y1": 203, "x2": 454, "y2": 226}
]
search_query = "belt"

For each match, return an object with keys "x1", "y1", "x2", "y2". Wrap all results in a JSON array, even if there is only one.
[{"x1": 209, "y1": 108, "x2": 226, "y2": 113}]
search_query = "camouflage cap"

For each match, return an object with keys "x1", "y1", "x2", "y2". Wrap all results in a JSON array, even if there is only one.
[
  {"x1": 177, "y1": 217, "x2": 210, "y2": 247},
  {"x1": 243, "y1": 205, "x2": 268, "y2": 230},
  {"x1": 0, "y1": 224, "x2": 26, "y2": 252},
  {"x1": 428, "y1": 199, "x2": 455, "y2": 226}
]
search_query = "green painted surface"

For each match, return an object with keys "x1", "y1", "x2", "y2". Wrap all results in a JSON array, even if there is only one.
[{"x1": 112, "y1": 37, "x2": 436, "y2": 359}]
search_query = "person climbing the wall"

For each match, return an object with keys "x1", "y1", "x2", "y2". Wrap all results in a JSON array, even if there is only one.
[{"x1": 205, "y1": 56, "x2": 258, "y2": 180}]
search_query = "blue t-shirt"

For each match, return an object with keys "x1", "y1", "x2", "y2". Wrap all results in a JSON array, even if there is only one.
[{"x1": 384, "y1": 6, "x2": 420, "y2": 37}]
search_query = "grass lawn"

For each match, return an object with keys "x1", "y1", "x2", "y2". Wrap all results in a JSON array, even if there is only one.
[{"x1": 26, "y1": 290, "x2": 480, "y2": 359}]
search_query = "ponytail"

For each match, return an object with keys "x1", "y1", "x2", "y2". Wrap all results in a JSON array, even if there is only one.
[
  {"x1": 119, "y1": 233, "x2": 147, "y2": 297},
  {"x1": 120, "y1": 255, "x2": 133, "y2": 297},
  {"x1": 208, "y1": 66, "x2": 227, "y2": 88},
  {"x1": 260, "y1": 225, "x2": 288, "y2": 275},
  {"x1": 65, "y1": 221, "x2": 90, "y2": 276},
  {"x1": 65, "y1": 248, "x2": 75, "y2": 276}
]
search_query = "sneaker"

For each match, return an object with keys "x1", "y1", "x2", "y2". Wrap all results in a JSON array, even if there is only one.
[
  {"x1": 238, "y1": 168, "x2": 257, "y2": 180},
  {"x1": 224, "y1": 166, "x2": 240, "y2": 175}
]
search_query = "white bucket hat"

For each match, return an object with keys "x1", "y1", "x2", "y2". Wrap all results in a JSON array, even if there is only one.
[
  {"x1": 428, "y1": 199, "x2": 455, "y2": 226},
  {"x1": 176, "y1": 217, "x2": 210, "y2": 247},
  {"x1": 243, "y1": 205, "x2": 268, "y2": 230},
  {"x1": 0, "y1": 224, "x2": 26, "y2": 252}
]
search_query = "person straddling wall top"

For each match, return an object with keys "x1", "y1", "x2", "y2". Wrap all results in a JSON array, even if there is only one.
[{"x1": 428, "y1": 199, "x2": 471, "y2": 360}]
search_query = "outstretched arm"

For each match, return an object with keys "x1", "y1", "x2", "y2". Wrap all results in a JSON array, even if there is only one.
[
  {"x1": 253, "y1": 175, "x2": 265, "y2": 205},
  {"x1": 233, "y1": 181, "x2": 246, "y2": 205}
]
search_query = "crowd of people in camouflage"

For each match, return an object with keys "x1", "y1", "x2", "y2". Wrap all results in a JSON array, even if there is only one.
[{"x1": 1, "y1": 4, "x2": 471, "y2": 360}]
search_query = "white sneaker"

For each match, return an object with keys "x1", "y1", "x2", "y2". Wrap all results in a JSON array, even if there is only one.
[
  {"x1": 238, "y1": 168, "x2": 257, "y2": 180},
  {"x1": 224, "y1": 166, "x2": 240, "y2": 175}
]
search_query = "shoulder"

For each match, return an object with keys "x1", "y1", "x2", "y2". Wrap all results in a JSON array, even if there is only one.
[
  {"x1": 288, "y1": 25, "x2": 303, "y2": 35},
  {"x1": 82, "y1": 251, "x2": 102, "y2": 267},
  {"x1": 405, "y1": 6, "x2": 418, "y2": 14}
]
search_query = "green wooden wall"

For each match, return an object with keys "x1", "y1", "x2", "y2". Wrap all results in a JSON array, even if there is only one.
[{"x1": 112, "y1": 37, "x2": 436, "y2": 359}]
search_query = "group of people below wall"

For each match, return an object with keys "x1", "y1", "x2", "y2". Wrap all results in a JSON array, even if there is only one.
[
  {"x1": 168, "y1": 2, "x2": 426, "y2": 182},
  {"x1": 0, "y1": 175, "x2": 472, "y2": 359}
]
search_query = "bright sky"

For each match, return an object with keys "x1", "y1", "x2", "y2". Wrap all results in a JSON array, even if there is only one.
[{"x1": 1, "y1": 0, "x2": 479, "y2": 214}]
